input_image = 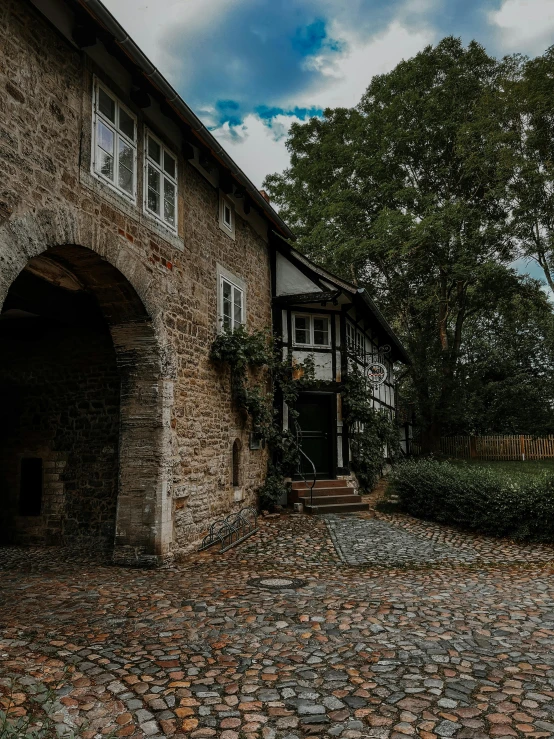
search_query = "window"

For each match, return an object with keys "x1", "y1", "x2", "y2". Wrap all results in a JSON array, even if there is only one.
[
  {"x1": 346, "y1": 322, "x2": 368, "y2": 359},
  {"x1": 294, "y1": 315, "x2": 310, "y2": 345},
  {"x1": 346, "y1": 322, "x2": 356, "y2": 351},
  {"x1": 144, "y1": 130, "x2": 178, "y2": 230},
  {"x1": 292, "y1": 314, "x2": 331, "y2": 347},
  {"x1": 356, "y1": 330, "x2": 365, "y2": 357},
  {"x1": 92, "y1": 81, "x2": 136, "y2": 199},
  {"x1": 219, "y1": 193, "x2": 235, "y2": 238},
  {"x1": 220, "y1": 275, "x2": 244, "y2": 332},
  {"x1": 19, "y1": 458, "x2": 42, "y2": 516},
  {"x1": 232, "y1": 439, "x2": 241, "y2": 487}
]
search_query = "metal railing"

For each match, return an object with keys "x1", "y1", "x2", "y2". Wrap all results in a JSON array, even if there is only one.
[
  {"x1": 199, "y1": 506, "x2": 258, "y2": 553},
  {"x1": 294, "y1": 429, "x2": 317, "y2": 511}
]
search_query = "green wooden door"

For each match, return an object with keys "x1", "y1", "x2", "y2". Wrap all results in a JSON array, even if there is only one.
[{"x1": 296, "y1": 394, "x2": 334, "y2": 478}]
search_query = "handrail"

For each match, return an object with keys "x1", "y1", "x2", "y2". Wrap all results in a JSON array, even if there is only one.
[{"x1": 294, "y1": 428, "x2": 317, "y2": 511}]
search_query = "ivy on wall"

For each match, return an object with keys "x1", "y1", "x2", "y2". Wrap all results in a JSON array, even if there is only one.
[
  {"x1": 210, "y1": 327, "x2": 315, "y2": 507},
  {"x1": 211, "y1": 329, "x2": 398, "y2": 504},
  {"x1": 342, "y1": 364, "x2": 400, "y2": 491}
]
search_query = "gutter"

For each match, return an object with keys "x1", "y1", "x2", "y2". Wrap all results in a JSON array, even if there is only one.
[{"x1": 75, "y1": 0, "x2": 295, "y2": 241}]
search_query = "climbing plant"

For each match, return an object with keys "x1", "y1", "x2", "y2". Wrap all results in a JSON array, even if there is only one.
[
  {"x1": 210, "y1": 327, "x2": 316, "y2": 507},
  {"x1": 342, "y1": 364, "x2": 400, "y2": 491},
  {"x1": 210, "y1": 325, "x2": 272, "y2": 431}
]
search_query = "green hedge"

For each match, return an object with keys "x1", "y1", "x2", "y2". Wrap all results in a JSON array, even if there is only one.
[{"x1": 389, "y1": 459, "x2": 554, "y2": 541}]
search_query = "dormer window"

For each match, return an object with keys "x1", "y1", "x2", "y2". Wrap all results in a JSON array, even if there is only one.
[
  {"x1": 144, "y1": 130, "x2": 178, "y2": 231},
  {"x1": 293, "y1": 314, "x2": 331, "y2": 347},
  {"x1": 219, "y1": 193, "x2": 235, "y2": 239},
  {"x1": 92, "y1": 80, "x2": 137, "y2": 200}
]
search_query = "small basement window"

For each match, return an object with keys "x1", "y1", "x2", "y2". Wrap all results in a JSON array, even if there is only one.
[{"x1": 19, "y1": 458, "x2": 43, "y2": 516}]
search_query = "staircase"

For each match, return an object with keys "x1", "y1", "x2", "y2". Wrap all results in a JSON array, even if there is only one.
[{"x1": 291, "y1": 479, "x2": 370, "y2": 514}]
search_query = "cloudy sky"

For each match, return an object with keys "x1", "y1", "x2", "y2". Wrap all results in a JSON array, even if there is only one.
[{"x1": 104, "y1": 0, "x2": 554, "y2": 188}]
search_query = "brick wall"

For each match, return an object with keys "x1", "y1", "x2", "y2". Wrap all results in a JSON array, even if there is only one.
[{"x1": 0, "y1": 0, "x2": 272, "y2": 561}]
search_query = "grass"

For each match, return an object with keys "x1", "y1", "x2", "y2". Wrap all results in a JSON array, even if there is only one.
[{"x1": 446, "y1": 458, "x2": 554, "y2": 477}]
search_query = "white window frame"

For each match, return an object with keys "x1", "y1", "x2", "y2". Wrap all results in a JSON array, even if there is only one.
[
  {"x1": 219, "y1": 193, "x2": 236, "y2": 239},
  {"x1": 356, "y1": 329, "x2": 365, "y2": 357},
  {"x1": 346, "y1": 322, "x2": 356, "y2": 351},
  {"x1": 91, "y1": 79, "x2": 137, "y2": 201},
  {"x1": 217, "y1": 268, "x2": 245, "y2": 333},
  {"x1": 143, "y1": 128, "x2": 178, "y2": 232},
  {"x1": 292, "y1": 313, "x2": 331, "y2": 348}
]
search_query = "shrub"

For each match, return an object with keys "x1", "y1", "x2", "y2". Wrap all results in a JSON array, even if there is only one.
[{"x1": 389, "y1": 458, "x2": 554, "y2": 541}]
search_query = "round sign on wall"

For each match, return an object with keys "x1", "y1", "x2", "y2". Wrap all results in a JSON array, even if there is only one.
[{"x1": 365, "y1": 361, "x2": 387, "y2": 386}]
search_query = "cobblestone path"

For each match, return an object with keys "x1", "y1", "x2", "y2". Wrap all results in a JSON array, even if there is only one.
[
  {"x1": 1, "y1": 513, "x2": 554, "y2": 739},
  {"x1": 325, "y1": 517, "x2": 477, "y2": 566}
]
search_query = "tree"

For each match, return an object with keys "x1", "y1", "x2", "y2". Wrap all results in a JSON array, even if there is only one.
[
  {"x1": 265, "y1": 38, "x2": 521, "y2": 451},
  {"x1": 438, "y1": 275, "x2": 554, "y2": 436},
  {"x1": 508, "y1": 47, "x2": 554, "y2": 292}
]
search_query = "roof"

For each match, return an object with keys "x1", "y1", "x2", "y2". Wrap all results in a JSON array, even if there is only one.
[
  {"x1": 61, "y1": 0, "x2": 295, "y2": 240},
  {"x1": 271, "y1": 234, "x2": 411, "y2": 364}
]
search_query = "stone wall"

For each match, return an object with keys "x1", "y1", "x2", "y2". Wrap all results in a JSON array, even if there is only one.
[{"x1": 0, "y1": 0, "x2": 272, "y2": 561}]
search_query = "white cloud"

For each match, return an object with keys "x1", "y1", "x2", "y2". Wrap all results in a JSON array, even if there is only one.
[
  {"x1": 298, "y1": 20, "x2": 436, "y2": 109},
  {"x1": 102, "y1": 0, "x2": 234, "y2": 82},
  {"x1": 211, "y1": 114, "x2": 300, "y2": 187},
  {"x1": 213, "y1": 16, "x2": 436, "y2": 187},
  {"x1": 489, "y1": 0, "x2": 554, "y2": 54}
]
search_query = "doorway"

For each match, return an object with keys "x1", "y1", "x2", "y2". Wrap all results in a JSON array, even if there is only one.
[{"x1": 295, "y1": 392, "x2": 335, "y2": 479}]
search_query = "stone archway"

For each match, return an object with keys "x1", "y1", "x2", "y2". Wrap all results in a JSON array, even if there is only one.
[{"x1": 0, "y1": 209, "x2": 175, "y2": 566}]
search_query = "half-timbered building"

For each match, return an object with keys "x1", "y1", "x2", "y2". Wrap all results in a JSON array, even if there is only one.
[{"x1": 273, "y1": 241, "x2": 410, "y2": 510}]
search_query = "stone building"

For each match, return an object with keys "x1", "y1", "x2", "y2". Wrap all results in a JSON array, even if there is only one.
[{"x1": 0, "y1": 0, "x2": 409, "y2": 564}]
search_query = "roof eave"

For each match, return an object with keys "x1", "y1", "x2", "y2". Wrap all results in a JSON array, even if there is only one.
[
  {"x1": 355, "y1": 289, "x2": 411, "y2": 364},
  {"x1": 270, "y1": 235, "x2": 411, "y2": 365}
]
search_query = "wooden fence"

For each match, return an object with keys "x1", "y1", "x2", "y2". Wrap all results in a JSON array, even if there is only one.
[{"x1": 411, "y1": 435, "x2": 554, "y2": 461}]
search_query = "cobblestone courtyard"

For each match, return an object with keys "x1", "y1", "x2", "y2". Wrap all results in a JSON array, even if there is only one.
[{"x1": 1, "y1": 512, "x2": 554, "y2": 739}]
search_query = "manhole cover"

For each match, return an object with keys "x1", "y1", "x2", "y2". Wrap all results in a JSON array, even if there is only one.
[{"x1": 248, "y1": 577, "x2": 307, "y2": 590}]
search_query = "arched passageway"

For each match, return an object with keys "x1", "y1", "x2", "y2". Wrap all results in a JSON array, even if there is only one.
[{"x1": 0, "y1": 245, "x2": 173, "y2": 564}]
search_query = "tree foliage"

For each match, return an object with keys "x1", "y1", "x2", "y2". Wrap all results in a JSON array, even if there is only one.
[
  {"x1": 507, "y1": 48, "x2": 554, "y2": 292},
  {"x1": 445, "y1": 276, "x2": 554, "y2": 435},
  {"x1": 265, "y1": 37, "x2": 554, "y2": 445}
]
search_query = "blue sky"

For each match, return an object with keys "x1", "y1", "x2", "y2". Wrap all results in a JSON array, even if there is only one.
[{"x1": 104, "y1": 0, "x2": 554, "y2": 187}]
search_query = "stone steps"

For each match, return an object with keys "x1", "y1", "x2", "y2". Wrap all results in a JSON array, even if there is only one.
[
  {"x1": 292, "y1": 479, "x2": 370, "y2": 515},
  {"x1": 304, "y1": 501, "x2": 370, "y2": 514},
  {"x1": 292, "y1": 479, "x2": 349, "y2": 489},
  {"x1": 300, "y1": 494, "x2": 361, "y2": 506}
]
